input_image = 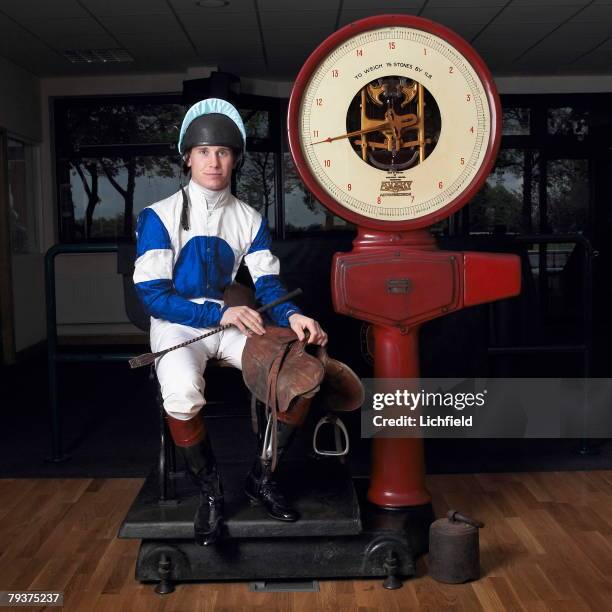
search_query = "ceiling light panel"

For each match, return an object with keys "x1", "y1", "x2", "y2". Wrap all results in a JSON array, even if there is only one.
[{"x1": 62, "y1": 48, "x2": 135, "y2": 63}]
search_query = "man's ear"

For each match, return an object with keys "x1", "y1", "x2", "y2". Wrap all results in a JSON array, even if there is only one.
[{"x1": 183, "y1": 152, "x2": 191, "y2": 168}]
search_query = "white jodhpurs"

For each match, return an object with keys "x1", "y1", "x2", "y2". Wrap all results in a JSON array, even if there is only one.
[{"x1": 151, "y1": 319, "x2": 248, "y2": 420}]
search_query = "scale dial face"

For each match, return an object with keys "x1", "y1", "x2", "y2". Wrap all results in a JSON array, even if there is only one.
[{"x1": 288, "y1": 15, "x2": 501, "y2": 231}]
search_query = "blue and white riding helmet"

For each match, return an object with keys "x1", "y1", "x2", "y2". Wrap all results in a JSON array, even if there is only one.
[{"x1": 178, "y1": 98, "x2": 247, "y2": 169}]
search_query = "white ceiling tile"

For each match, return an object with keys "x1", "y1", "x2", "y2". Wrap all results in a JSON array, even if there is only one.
[
  {"x1": 511, "y1": 56, "x2": 569, "y2": 74},
  {"x1": 195, "y1": 40, "x2": 262, "y2": 60},
  {"x1": 0, "y1": 30, "x2": 66, "y2": 75},
  {"x1": 178, "y1": 10, "x2": 259, "y2": 29},
  {"x1": 473, "y1": 23, "x2": 553, "y2": 61},
  {"x1": 132, "y1": 44, "x2": 196, "y2": 58},
  {"x1": 421, "y1": 6, "x2": 504, "y2": 23},
  {"x1": 543, "y1": 20, "x2": 611, "y2": 39},
  {"x1": 474, "y1": 21, "x2": 557, "y2": 41},
  {"x1": 0, "y1": 12, "x2": 22, "y2": 31},
  {"x1": 496, "y1": 5, "x2": 587, "y2": 23},
  {"x1": 169, "y1": 0, "x2": 254, "y2": 15},
  {"x1": 445, "y1": 23, "x2": 487, "y2": 40},
  {"x1": 80, "y1": 0, "x2": 171, "y2": 16},
  {"x1": 189, "y1": 28, "x2": 260, "y2": 45},
  {"x1": 568, "y1": 40, "x2": 612, "y2": 71},
  {"x1": 261, "y1": 10, "x2": 337, "y2": 29},
  {"x1": 260, "y1": 0, "x2": 341, "y2": 10},
  {"x1": 22, "y1": 18, "x2": 117, "y2": 47},
  {"x1": 570, "y1": 4, "x2": 612, "y2": 20},
  {"x1": 426, "y1": 1, "x2": 506, "y2": 6},
  {"x1": 264, "y1": 28, "x2": 332, "y2": 46},
  {"x1": 338, "y1": 9, "x2": 420, "y2": 27},
  {"x1": 567, "y1": 40, "x2": 612, "y2": 65},
  {"x1": 0, "y1": 0, "x2": 87, "y2": 21},
  {"x1": 0, "y1": 0, "x2": 609, "y2": 77},
  {"x1": 266, "y1": 41, "x2": 313, "y2": 57},
  {"x1": 60, "y1": 35, "x2": 124, "y2": 49},
  {"x1": 119, "y1": 33, "x2": 194, "y2": 51},
  {"x1": 518, "y1": 35, "x2": 607, "y2": 63},
  {"x1": 509, "y1": 0, "x2": 589, "y2": 5},
  {"x1": 98, "y1": 15, "x2": 185, "y2": 36},
  {"x1": 343, "y1": 0, "x2": 422, "y2": 8}
]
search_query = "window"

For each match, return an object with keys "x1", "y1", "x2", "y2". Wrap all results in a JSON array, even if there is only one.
[
  {"x1": 54, "y1": 93, "x2": 610, "y2": 245},
  {"x1": 502, "y1": 107, "x2": 530, "y2": 136},
  {"x1": 55, "y1": 97, "x2": 185, "y2": 242},
  {"x1": 55, "y1": 96, "x2": 292, "y2": 242},
  {"x1": 547, "y1": 107, "x2": 588, "y2": 140},
  {"x1": 546, "y1": 158, "x2": 588, "y2": 234},
  {"x1": 8, "y1": 138, "x2": 38, "y2": 254},
  {"x1": 236, "y1": 150, "x2": 277, "y2": 229},
  {"x1": 53, "y1": 95, "x2": 356, "y2": 242},
  {"x1": 283, "y1": 153, "x2": 350, "y2": 234},
  {"x1": 66, "y1": 155, "x2": 181, "y2": 240},
  {"x1": 464, "y1": 96, "x2": 608, "y2": 238},
  {"x1": 465, "y1": 95, "x2": 611, "y2": 355},
  {"x1": 470, "y1": 148, "x2": 539, "y2": 235}
]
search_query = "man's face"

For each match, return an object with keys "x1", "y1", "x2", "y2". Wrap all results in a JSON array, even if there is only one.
[{"x1": 186, "y1": 145, "x2": 235, "y2": 191}]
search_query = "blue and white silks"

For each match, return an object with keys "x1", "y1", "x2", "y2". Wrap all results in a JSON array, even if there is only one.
[{"x1": 133, "y1": 180, "x2": 301, "y2": 330}]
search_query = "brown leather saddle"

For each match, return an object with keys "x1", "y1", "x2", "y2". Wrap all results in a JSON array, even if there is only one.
[{"x1": 242, "y1": 326, "x2": 364, "y2": 469}]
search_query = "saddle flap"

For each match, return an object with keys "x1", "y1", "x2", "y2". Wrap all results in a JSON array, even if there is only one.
[
  {"x1": 316, "y1": 348, "x2": 365, "y2": 412},
  {"x1": 242, "y1": 326, "x2": 325, "y2": 413}
]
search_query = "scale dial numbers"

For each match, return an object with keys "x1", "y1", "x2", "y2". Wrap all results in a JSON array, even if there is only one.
[{"x1": 289, "y1": 16, "x2": 501, "y2": 230}]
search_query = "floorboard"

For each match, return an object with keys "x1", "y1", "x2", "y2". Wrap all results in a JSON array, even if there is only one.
[{"x1": 0, "y1": 471, "x2": 609, "y2": 611}]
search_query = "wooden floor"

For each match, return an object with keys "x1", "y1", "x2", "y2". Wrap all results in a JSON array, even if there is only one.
[{"x1": 0, "y1": 471, "x2": 611, "y2": 611}]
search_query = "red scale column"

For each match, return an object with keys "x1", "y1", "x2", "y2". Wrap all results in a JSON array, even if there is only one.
[{"x1": 332, "y1": 227, "x2": 521, "y2": 508}]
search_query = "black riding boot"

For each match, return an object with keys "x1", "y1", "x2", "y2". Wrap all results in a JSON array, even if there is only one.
[
  {"x1": 166, "y1": 414, "x2": 224, "y2": 545},
  {"x1": 178, "y1": 438, "x2": 224, "y2": 546},
  {"x1": 244, "y1": 420, "x2": 300, "y2": 522}
]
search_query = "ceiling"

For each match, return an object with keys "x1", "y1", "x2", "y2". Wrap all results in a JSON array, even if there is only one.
[{"x1": 0, "y1": 0, "x2": 610, "y2": 80}]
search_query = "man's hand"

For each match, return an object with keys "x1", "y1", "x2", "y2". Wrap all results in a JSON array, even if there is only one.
[
  {"x1": 288, "y1": 313, "x2": 328, "y2": 346},
  {"x1": 221, "y1": 306, "x2": 266, "y2": 336}
]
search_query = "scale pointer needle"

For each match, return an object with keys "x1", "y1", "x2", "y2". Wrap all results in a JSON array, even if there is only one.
[{"x1": 311, "y1": 121, "x2": 391, "y2": 145}]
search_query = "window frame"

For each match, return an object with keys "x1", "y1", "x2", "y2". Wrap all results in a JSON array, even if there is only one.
[{"x1": 52, "y1": 91, "x2": 612, "y2": 243}]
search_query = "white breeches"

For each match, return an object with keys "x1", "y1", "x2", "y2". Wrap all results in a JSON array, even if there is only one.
[{"x1": 151, "y1": 319, "x2": 248, "y2": 420}]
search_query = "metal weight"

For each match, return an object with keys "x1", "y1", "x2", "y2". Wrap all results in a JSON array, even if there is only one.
[{"x1": 428, "y1": 510, "x2": 484, "y2": 584}]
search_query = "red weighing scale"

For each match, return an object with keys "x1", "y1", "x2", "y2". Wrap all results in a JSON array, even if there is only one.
[
  {"x1": 288, "y1": 15, "x2": 520, "y2": 511},
  {"x1": 121, "y1": 15, "x2": 522, "y2": 592}
]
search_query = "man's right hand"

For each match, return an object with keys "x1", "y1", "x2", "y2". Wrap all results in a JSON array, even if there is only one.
[{"x1": 220, "y1": 306, "x2": 266, "y2": 336}]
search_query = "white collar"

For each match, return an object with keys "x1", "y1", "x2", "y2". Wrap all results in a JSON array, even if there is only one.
[{"x1": 188, "y1": 180, "x2": 231, "y2": 211}]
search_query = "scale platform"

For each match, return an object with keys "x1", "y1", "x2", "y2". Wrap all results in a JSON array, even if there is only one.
[{"x1": 119, "y1": 458, "x2": 433, "y2": 589}]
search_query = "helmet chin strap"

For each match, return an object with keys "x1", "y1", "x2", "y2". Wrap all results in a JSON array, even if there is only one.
[
  {"x1": 180, "y1": 186, "x2": 190, "y2": 231},
  {"x1": 180, "y1": 156, "x2": 191, "y2": 231}
]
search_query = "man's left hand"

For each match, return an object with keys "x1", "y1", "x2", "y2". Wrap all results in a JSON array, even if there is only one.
[{"x1": 288, "y1": 313, "x2": 328, "y2": 346}]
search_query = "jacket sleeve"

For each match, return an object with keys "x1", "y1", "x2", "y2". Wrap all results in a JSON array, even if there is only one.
[
  {"x1": 133, "y1": 208, "x2": 227, "y2": 328},
  {"x1": 243, "y1": 217, "x2": 302, "y2": 327}
]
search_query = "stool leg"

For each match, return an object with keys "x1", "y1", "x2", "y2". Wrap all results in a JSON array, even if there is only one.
[
  {"x1": 158, "y1": 389, "x2": 169, "y2": 502},
  {"x1": 156, "y1": 377, "x2": 176, "y2": 502}
]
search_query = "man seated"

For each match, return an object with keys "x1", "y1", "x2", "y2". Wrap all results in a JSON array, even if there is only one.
[{"x1": 133, "y1": 98, "x2": 327, "y2": 546}]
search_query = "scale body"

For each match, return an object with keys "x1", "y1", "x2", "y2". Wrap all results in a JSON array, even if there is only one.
[{"x1": 288, "y1": 15, "x2": 521, "y2": 515}]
